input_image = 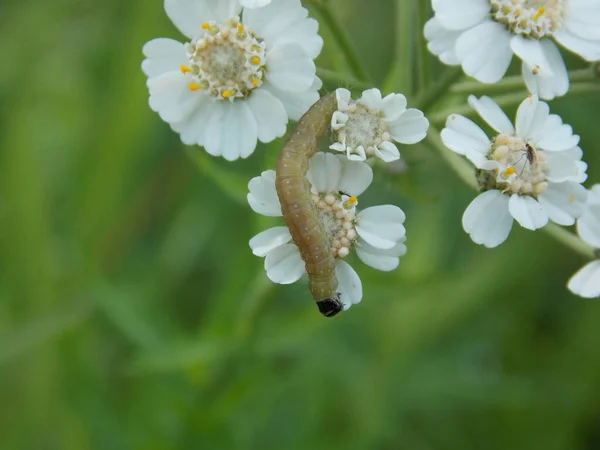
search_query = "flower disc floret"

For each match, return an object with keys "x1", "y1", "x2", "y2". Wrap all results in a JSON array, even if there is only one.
[
  {"x1": 491, "y1": 0, "x2": 564, "y2": 39},
  {"x1": 183, "y1": 18, "x2": 266, "y2": 100},
  {"x1": 330, "y1": 88, "x2": 429, "y2": 163}
]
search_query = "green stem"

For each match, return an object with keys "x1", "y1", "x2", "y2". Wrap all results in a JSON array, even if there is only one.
[
  {"x1": 311, "y1": 0, "x2": 370, "y2": 82},
  {"x1": 393, "y1": 0, "x2": 415, "y2": 94},
  {"x1": 429, "y1": 90, "x2": 529, "y2": 123},
  {"x1": 415, "y1": 67, "x2": 463, "y2": 112},
  {"x1": 450, "y1": 67, "x2": 596, "y2": 95},
  {"x1": 317, "y1": 67, "x2": 372, "y2": 90},
  {"x1": 426, "y1": 127, "x2": 595, "y2": 260}
]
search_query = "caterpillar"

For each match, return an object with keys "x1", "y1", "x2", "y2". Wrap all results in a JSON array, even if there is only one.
[{"x1": 275, "y1": 93, "x2": 344, "y2": 317}]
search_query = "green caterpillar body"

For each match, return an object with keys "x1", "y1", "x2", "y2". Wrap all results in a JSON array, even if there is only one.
[{"x1": 275, "y1": 93, "x2": 343, "y2": 317}]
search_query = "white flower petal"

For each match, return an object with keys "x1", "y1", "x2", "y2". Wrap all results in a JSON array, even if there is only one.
[
  {"x1": 331, "y1": 111, "x2": 349, "y2": 130},
  {"x1": 538, "y1": 181, "x2": 588, "y2": 226},
  {"x1": 544, "y1": 152, "x2": 580, "y2": 183},
  {"x1": 462, "y1": 190, "x2": 513, "y2": 247},
  {"x1": 578, "y1": 203, "x2": 600, "y2": 248},
  {"x1": 554, "y1": 27, "x2": 600, "y2": 62},
  {"x1": 511, "y1": 35, "x2": 552, "y2": 77},
  {"x1": 359, "y1": 88, "x2": 383, "y2": 110},
  {"x1": 249, "y1": 226, "x2": 292, "y2": 257},
  {"x1": 375, "y1": 141, "x2": 401, "y2": 163},
  {"x1": 387, "y1": 108, "x2": 429, "y2": 144},
  {"x1": 164, "y1": 0, "x2": 240, "y2": 38},
  {"x1": 424, "y1": 17, "x2": 462, "y2": 65},
  {"x1": 468, "y1": 95, "x2": 514, "y2": 134},
  {"x1": 455, "y1": 21, "x2": 513, "y2": 83},
  {"x1": 148, "y1": 71, "x2": 204, "y2": 123},
  {"x1": 171, "y1": 101, "x2": 214, "y2": 145},
  {"x1": 381, "y1": 93, "x2": 408, "y2": 122},
  {"x1": 247, "y1": 170, "x2": 281, "y2": 216},
  {"x1": 266, "y1": 42, "x2": 315, "y2": 92},
  {"x1": 443, "y1": 114, "x2": 490, "y2": 153},
  {"x1": 261, "y1": 78, "x2": 320, "y2": 120},
  {"x1": 356, "y1": 205, "x2": 406, "y2": 250},
  {"x1": 306, "y1": 152, "x2": 342, "y2": 194},
  {"x1": 508, "y1": 194, "x2": 548, "y2": 230},
  {"x1": 265, "y1": 243, "x2": 305, "y2": 284},
  {"x1": 521, "y1": 40, "x2": 569, "y2": 101},
  {"x1": 356, "y1": 240, "x2": 407, "y2": 272},
  {"x1": 568, "y1": 260, "x2": 600, "y2": 299},
  {"x1": 515, "y1": 95, "x2": 549, "y2": 141},
  {"x1": 142, "y1": 38, "x2": 187, "y2": 78},
  {"x1": 203, "y1": 101, "x2": 258, "y2": 160},
  {"x1": 536, "y1": 119, "x2": 580, "y2": 152},
  {"x1": 335, "y1": 88, "x2": 352, "y2": 110},
  {"x1": 441, "y1": 123, "x2": 490, "y2": 160},
  {"x1": 240, "y1": 0, "x2": 271, "y2": 8},
  {"x1": 243, "y1": 0, "x2": 323, "y2": 59},
  {"x1": 335, "y1": 260, "x2": 362, "y2": 309},
  {"x1": 247, "y1": 89, "x2": 287, "y2": 143},
  {"x1": 433, "y1": 0, "x2": 490, "y2": 30},
  {"x1": 336, "y1": 155, "x2": 373, "y2": 196}
]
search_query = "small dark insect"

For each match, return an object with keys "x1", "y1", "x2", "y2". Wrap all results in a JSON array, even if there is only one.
[{"x1": 525, "y1": 142, "x2": 536, "y2": 166}]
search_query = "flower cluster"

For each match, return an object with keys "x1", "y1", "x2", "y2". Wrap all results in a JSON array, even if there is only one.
[
  {"x1": 141, "y1": 0, "x2": 600, "y2": 312},
  {"x1": 248, "y1": 153, "x2": 407, "y2": 309},
  {"x1": 142, "y1": 0, "x2": 322, "y2": 160},
  {"x1": 425, "y1": 0, "x2": 600, "y2": 100},
  {"x1": 441, "y1": 94, "x2": 588, "y2": 247}
]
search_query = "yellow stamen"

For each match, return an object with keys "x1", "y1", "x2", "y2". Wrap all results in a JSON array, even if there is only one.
[
  {"x1": 569, "y1": 194, "x2": 575, "y2": 203},
  {"x1": 189, "y1": 82, "x2": 201, "y2": 91},
  {"x1": 343, "y1": 195, "x2": 358, "y2": 209},
  {"x1": 237, "y1": 24, "x2": 245, "y2": 32},
  {"x1": 201, "y1": 22, "x2": 211, "y2": 30},
  {"x1": 505, "y1": 167, "x2": 516, "y2": 176},
  {"x1": 180, "y1": 64, "x2": 192, "y2": 74},
  {"x1": 222, "y1": 90, "x2": 234, "y2": 98},
  {"x1": 250, "y1": 56, "x2": 261, "y2": 65},
  {"x1": 534, "y1": 7, "x2": 545, "y2": 21},
  {"x1": 252, "y1": 78, "x2": 259, "y2": 87}
]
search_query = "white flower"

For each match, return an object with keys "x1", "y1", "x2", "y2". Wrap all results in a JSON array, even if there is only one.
[
  {"x1": 142, "y1": 0, "x2": 323, "y2": 161},
  {"x1": 239, "y1": 0, "x2": 271, "y2": 8},
  {"x1": 424, "y1": 0, "x2": 600, "y2": 100},
  {"x1": 330, "y1": 88, "x2": 429, "y2": 163},
  {"x1": 247, "y1": 152, "x2": 407, "y2": 310},
  {"x1": 568, "y1": 185, "x2": 600, "y2": 298},
  {"x1": 441, "y1": 94, "x2": 588, "y2": 248}
]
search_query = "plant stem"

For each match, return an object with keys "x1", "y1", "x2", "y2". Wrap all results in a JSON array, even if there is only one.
[
  {"x1": 317, "y1": 67, "x2": 372, "y2": 90},
  {"x1": 450, "y1": 67, "x2": 597, "y2": 95},
  {"x1": 415, "y1": 67, "x2": 463, "y2": 112},
  {"x1": 311, "y1": 0, "x2": 370, "y2": 82}
]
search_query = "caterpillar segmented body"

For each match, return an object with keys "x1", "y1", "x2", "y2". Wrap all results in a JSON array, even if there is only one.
[{"x1": 275, "y1": 93, "x2": 343, "y2": 317}]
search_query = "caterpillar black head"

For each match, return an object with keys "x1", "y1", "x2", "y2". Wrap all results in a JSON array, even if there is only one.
[{"x1": 316, "y1": 296, "x2": 344, "y2": 317}]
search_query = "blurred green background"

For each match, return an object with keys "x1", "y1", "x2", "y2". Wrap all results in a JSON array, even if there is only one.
[{"x1": 1, "y1": 0, "x2": 600, "y2": 449}]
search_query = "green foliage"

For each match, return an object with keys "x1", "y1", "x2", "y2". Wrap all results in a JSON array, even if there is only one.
[{"x1": 1, "y1": 0, "x2": 600, "y2": 449}]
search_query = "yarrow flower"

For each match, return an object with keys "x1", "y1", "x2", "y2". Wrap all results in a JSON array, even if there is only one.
[
  {"x1": 247, "y1": 153, "x2": 407, "y2": 309},
  {"x1": 330, "y1": 88, "x2": 429, "y2": 162},
  {"x1": 568, "y1": 185, "x2": 600, "y2": 298},
  {"x1": 441, "y1": 94, "x2": 588, "y2": 248},
  {"x1": 424, "y1": 0, "x2": 600, "y2": 100},
  {"x1": 142, "y1": 0, "x2": 323, "y2": 160}
]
